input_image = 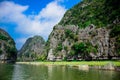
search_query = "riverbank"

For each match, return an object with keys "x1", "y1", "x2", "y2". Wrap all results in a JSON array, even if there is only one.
[
  {"x1": 16, "y1": 61, "x2": 120, "y2": 71},
  {"x1": 16, "y1": 61, "x2": 120, "y2": 66}
]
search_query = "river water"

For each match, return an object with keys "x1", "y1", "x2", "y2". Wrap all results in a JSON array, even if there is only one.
[{"x1": 0, "y1": 63, "x2": 120, "y2": 80}]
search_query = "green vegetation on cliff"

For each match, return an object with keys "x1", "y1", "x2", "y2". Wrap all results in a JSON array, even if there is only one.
[
  {"x1": 59, "y1": 0, "x2": 120, "y2": 28},
  {"x1": 68, "y1": 42, "x2": 97, "y2": 60}
]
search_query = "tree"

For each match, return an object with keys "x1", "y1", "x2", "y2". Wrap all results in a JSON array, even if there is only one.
[
  {"x1": 71, "y1": 42, "x2": 97, "y2": 60},
  {"x1": 56, "y1": 43, "x2": 62, "y2": 51},
  {"x1": 0, "y1": 49, "x2": 2, "y2": 55},
  {"x1": 72, "y1": 42, "x2": 86, "y2": 60}
]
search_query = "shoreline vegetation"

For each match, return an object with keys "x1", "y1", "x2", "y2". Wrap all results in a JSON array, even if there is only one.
[
  {"x1": 16, "y1": 61, "x2": 120, "y2": 66},
  {"x1": 16, "y1": 61, "x2": 120, "y2": 71}
]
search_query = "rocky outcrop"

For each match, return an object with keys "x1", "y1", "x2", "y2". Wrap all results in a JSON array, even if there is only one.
[
  {"x1": 46, "y1": 0, "x2": 120, "y2": 61},
  {"x1": 47, "y1": 49, "x2": 55, "y2": 61},
  {"x1": 18, "y1": 36, "x2": 45, "y2": 61},
  {"x1": 47, "y1": 24, "x2": 118, "y2": 60},
  {"x1": 0, "y1": 28, "x2": 17, "y2": 63},
  {"x1": 90, "y1": 63, "x2": 115, "y2": 70}
]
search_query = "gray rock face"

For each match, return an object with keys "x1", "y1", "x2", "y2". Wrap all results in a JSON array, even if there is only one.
[
  {"x1": 47, "y1": 24, "x2": 117, "y2": 60},
  {"x1": 18, "y1": 35, "x2": 45, "y2": 61},
  {"x1": 0, "y1": 28, "x2": 17, "y2": 63}
]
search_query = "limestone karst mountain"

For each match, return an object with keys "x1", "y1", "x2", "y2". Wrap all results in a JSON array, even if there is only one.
[
  {"x1": 46, "y1": 0, "x2": 120, "y2": 61},
  {"x1": 0, "y1": 28, "x2": 17, "y2": 63},
  {"x1": 18, "y1": 36, "x2": 46, "y2": 61}
]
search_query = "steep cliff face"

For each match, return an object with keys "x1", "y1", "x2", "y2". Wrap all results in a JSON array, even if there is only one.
[
  {"x1": 0, "y1": 28, "x2": 17, "y2": 63},
  {"x1": 46, "y1": 0, "x2": 120, "y2": 61},
  {"x1": 18, "y1": 36, "x2": 45, "y2": 61}
]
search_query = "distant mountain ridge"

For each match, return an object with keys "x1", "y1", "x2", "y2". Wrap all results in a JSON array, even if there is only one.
[{"x1": 18, "y1": 35, "x2": 45, "y2": 61}]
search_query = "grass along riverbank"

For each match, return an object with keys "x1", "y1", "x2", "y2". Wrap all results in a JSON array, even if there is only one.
[{"x1": 16, "y1": 61, "x2": 120, "y2": 66}]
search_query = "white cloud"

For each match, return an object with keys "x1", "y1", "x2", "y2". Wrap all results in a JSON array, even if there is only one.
[
  {"x1": 0, "y1": 0, "x2": 66, "y2": 49},
  {"x1": 16, "y1": 0, "x2": 66, "y2": 36},
  {"x1": 0, "y1": 1, "x2": 28, "y2": 22}
]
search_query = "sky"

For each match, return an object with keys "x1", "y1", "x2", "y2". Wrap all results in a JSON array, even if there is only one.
[{"x1": 0, "y1": 0, "x2": 81, "y2": 50}]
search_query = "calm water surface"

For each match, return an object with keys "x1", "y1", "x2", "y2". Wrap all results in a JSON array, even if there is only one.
[{"x1": 0, "y1": 63, "x2": 120, "y2": 80}]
